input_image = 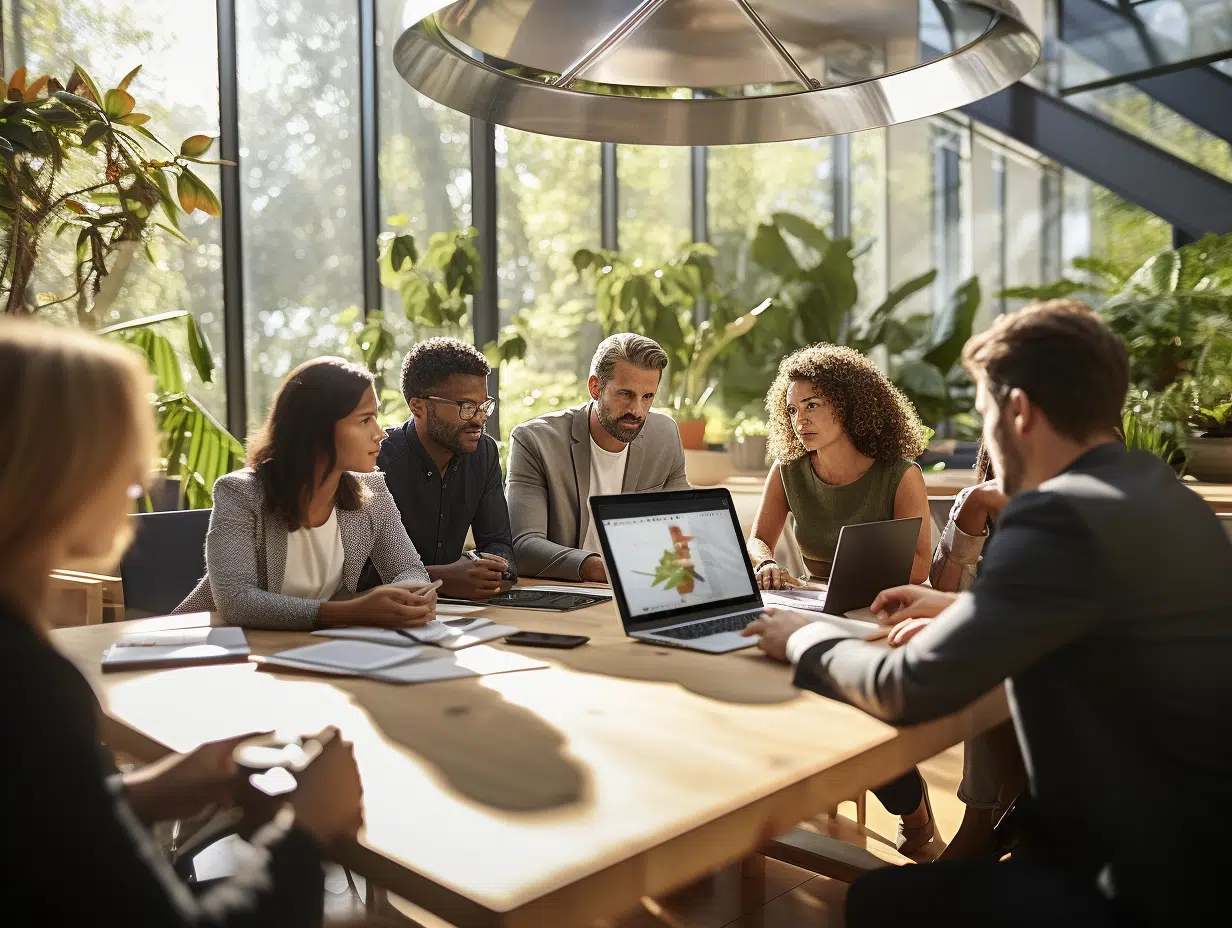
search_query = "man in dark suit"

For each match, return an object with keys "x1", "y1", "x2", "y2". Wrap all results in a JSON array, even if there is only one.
[
  {"x1": 746, "y1": 301, "x2": 1232, "y2": 927},
  {"x1": 373, "y1": 338, "x2": 515, "y2": 600}
]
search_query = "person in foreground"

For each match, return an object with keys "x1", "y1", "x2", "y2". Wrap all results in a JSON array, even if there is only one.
[
  {"x1": 369, "y1": 338, "x2": 515, "y2": 599},
  {"x1": 176, "y1": 357, "x2": 435, "y2": 629},
  {"x1": 747, "y1": 343, "x2": 932, "y2": 590},
  {"x1": 745, "y1": 300, "x2": 1232, "y2": 926},
  {"x1": 506, "y1": 333, "x2": 690, "y2": 581},
  {"x1": 0, "y1": 320, "x2": 363, "y2": 925}
]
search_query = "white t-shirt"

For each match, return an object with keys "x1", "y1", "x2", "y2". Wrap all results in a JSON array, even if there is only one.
[
  {"x1": 582, "y1": 435, "x2": 629, "y2": 554},
  {"x1": 282, "y1": 508, "x2": 346, "y2": 600}
]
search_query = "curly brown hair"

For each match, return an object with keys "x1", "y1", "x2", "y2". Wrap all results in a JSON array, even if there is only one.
[{"x1": 765, "y1": 344, "x2": 928, "y2": 463}]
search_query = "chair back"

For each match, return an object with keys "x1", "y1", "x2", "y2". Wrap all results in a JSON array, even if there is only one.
[
  {"x1": 1220, "y1": 513, "x2": 1232, "y2": 544},
  {"x1": 927, "y1": 495, "x2": 955, "y2": 551},
  {"x1": 121, "y1": 509, "x2": 211, "y2": 618}
]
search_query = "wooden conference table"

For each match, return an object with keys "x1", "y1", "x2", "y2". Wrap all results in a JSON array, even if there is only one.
[{"x1": 54, "y1": 586, "x2": 1009, "y2": 928}]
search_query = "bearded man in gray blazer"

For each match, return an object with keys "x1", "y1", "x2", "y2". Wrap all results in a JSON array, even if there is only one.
[{"x1": 507, "y1": 333, "x2": 691, "y2": 581}]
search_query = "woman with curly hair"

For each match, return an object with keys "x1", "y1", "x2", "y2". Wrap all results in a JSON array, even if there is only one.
[
  {"x1": 749, "y1": 344, "x2": 938, "y2": 857},
  {"x1": 748, "y1": 343, "x2": 932, "y2": 591}
]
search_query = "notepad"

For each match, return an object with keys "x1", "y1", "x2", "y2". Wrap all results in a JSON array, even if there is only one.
[
  {"x1": 315, "y1": 618, "x2": 519, "y2": 650},
  {"x1": 262, "y1": 642, "x2": 547, "y2": 684},
  {"x1": 102, "y1": 627, "x2": 251, "y2": 671}
]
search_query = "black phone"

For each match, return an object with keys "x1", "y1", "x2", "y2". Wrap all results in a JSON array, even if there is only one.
[{"x1": 504, "y1": 631, "x2": 589, "y2": 649}]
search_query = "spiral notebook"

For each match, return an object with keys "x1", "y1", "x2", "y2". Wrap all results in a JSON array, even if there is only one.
[{"x1": 102, "y1": 627, "x2": 251, "y2": 671}]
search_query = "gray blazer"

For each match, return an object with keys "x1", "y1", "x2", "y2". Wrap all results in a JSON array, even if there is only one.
[
  {"x1": 174, "y1": 469, "x2": 429, "y2": 630},
  {"x1": 506, "y1": 403, "x2": 690, "y2": 580}
]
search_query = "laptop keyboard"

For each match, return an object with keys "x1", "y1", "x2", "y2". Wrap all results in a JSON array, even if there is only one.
[{"x1": 656, "y1": 611, "x2": 760, "y2": 640}]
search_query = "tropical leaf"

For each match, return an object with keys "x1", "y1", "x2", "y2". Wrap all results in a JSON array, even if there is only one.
[
  {"x1": 156, "y1": 392, "x2": 246, "y2": 509},
  {"x1": 390, "y1": 232, "x2": 418, "y2": 271},
  {"x1": 116, "y1": 65, "x2": 142, "y2": 92},
  {"x1": 750, "y1": 222, "x2": 801, "y2": 279},
  {"x1": 99, "y1": 309, "x2": 216, "y2": 385},
  {"x1": 998, "y1": 278, "x2": 1091, "y2": 301},
  {"x1": 179, "y1": 133, "x2": 215, "y2": 157},
  {"x1": 922, "y1": 276, "x2": 981, "y2": 374},
  {"x1": 112, "y1": 327, "x2": 185, "y2": 394},
  {"x1": 850, "y1": 268, "x2": 937, "y2": 351},
  {"x1": 103, "y1": 88, "x2": 135, "y2": 119},
  {"x1": 770, "y1": 211, "x2": 830, "y2": 253}
]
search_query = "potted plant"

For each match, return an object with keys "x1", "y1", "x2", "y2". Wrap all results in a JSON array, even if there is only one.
[
  {"x1": 1185, "y1": 398, "x2": 1232, "y2": 482},
  {"x1": 1, "y1": 65, "x2": 242, "y2": 509},
  {"x1": 731, "y1": 417, "x2": 769, "y2": 472},
  {"x1": 572, "y1": 244, "x2": 771, "y2": 450}
]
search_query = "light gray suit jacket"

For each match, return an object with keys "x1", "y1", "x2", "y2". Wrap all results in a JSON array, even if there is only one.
[
  {"x1": 173, "y1": 469, "x2": 429, "y2": 630},
  {"x1": 506, "y1": 403, "x2": 690, "y2": 580}
]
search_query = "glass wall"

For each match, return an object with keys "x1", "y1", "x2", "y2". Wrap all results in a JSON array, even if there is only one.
[
  {"x1": 496, "y1": 129, "x2": 601, "y2": 438},
  {"x1": 1, "y1": 2, "x2": 1176, "y2": 443}
]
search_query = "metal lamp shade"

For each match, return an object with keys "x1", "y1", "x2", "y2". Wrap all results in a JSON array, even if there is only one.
[{"x1": 394, "y1": 0, "x2": 1040, "y2": 145}]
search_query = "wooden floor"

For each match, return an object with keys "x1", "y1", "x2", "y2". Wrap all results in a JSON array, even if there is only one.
[{"x1": 320, "y1": 744, "x2": 968, "y2": 927}]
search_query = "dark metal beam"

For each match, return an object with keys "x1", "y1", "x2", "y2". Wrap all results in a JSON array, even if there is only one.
[
  {"x1": 1059, "y1": 0, "x2": 1232, "y2": 141},
  {"x1": 469, "y1": 117, "x2": 500, "y2": 438},
  {"x1": 960, "y1": 80, "x2": 1232, "y2": 239},
  {"x1": 358, "y1": 0, "x2": 381, "y2": 317},
  {"x1": 600, "y1": 142, "x2": 619, "y2": 251},
  {"x1": 216, "y1": 0, "x2": 247, "y2": 437}
]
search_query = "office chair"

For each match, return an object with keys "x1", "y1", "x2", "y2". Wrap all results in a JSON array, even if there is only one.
[{"x1": 120, "y1": 509, "x2": 211, "y2": 619}]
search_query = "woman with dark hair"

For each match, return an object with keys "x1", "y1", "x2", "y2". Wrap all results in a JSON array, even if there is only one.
[
  {"x1": 176, "y1": 357, "x2": 435, "y2": 629},
  {"x1": 748, "y1": 344, "x2": 932, "y2": 590},
  {"x1": 747, "y1": 344, "x2": 937, "y2": 857}
]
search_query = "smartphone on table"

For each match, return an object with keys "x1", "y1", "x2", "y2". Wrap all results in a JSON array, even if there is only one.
[{"x1": 504, "y1": 632, "x2": 590, "y2": 649}]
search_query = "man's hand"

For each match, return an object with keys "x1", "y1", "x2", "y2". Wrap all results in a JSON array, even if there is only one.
[
  {"x1": 870, "y1": 585, "x2": 958, "y2": 626},
  {"x1": 580, "y1": 554, "x2": 608, "y2": 583},
  {"x1": 123, "y1": 731, "x2": 269, "y2": 824},
  {"x1": 432, "y1": 554, "x2": 507, "y2": 600},
  {"x1": 741, "y1": 607, "x2": 814, "y2": 662},
  {"x1": 887, "y1": 617, "x2": 934, "y2": 648}
]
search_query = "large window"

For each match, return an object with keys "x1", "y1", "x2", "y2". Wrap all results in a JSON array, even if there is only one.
[
  {"x1": 238, "y1": 0, "x2": 365, "y2": 429},
  {"x1": 616, "y1": 145, "x2": 692, "y2": 262},
  {"x1": 709, "y1": 139, "x2": 833, "y2": 306},
  {"x1": 496, "y1": 129, "x2": 601, "y2": 438},
  {"x1": 851, "y1": 129, "x2": 887, "y2": 312},
  {"x1": 6, "y1": 0, "x2": 227, "y2": 421}
]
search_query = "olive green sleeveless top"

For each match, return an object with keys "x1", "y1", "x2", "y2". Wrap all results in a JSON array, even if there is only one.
[{"x1": 779, "y1": 454, "x2": 915, "y2": 580}]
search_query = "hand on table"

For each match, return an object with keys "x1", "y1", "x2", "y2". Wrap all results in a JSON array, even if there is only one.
[
  {"x1": 289, "y1": 727, "x2": 364, "y2": 848},
  {"x1": 122, "y1": 730, "x2": 269, "y2": 824},
  {"x1": 741, "y1": 607, "x2": 813, "y2": 662},
  {"x1": 434, "y1": 553, "x2": 507, "y2": 600},
  {"x1": 870, "y1": 585, "x2": 958, "y2": 626},
  {"x1": 324, "y1": 585, "x2": 436, "y2": 627},
  {"x1": 755, "y1": 564, "x2": 802, "y2": 591}
]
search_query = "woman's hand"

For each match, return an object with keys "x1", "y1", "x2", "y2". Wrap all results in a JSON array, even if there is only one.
[
  {"x1": 755, "y1": 563, "x2": 802, "y2": 591},
  {"x1": 887, "y1": 617, "x2": 934, "y2": 648},
  {"x1": 870, "y1": 585, "x2": 958, "y2": 626},
  {"x1": 326, "y1": 585, "x2": 436, "y2": 627},
  {"x1": 122, "y1": 731, "x2": 268, "y2": 824},
  {"x1": 288, "y1": 728, "x2": 364, "y2": 848},
  {"x1": 954, "y1": 479, "x2": 1009, "y2": 536}
]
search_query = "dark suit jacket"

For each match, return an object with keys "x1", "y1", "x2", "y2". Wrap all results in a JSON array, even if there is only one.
[{"x1": 794, "y1": 444, "x2": 1232, "y2": 924}]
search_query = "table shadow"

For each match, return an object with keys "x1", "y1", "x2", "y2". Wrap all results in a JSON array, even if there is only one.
[
  {"x1": 332, "y1": 675, "x2": 589, "y2": 814},
  {"x1": 544, "y1": 638, "x2": 800, "y2": 706}
]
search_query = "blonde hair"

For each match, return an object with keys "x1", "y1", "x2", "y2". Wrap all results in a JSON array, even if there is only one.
[
  {"x1": 589, "y1": 333, "x2": 668, "y2": 388},
  {"x1": 0, "y1": 320, "x2": 157, "y2": 614}
]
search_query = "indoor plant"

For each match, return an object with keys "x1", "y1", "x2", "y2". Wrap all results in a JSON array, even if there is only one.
[
  {"x1": 572, "y1": 243, "x2": 770, "y2": 449},
  {"x1": 0, "y1": 64, "x2": 241, "y2": 508},
  {"x1": 1184, "y1": 397, "x2": 1232, "y2": 482},
  {"x1": 731, "y1": 416, "x2": 769, "y2": 472}
]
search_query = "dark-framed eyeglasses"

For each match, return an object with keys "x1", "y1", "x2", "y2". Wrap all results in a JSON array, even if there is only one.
[{"x1": 422, "y1": 395, "x2": 498, "y2": 421}]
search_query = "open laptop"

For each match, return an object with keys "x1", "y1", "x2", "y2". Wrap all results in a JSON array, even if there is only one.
[
  {"x1": 589, "y1": 488, "x2": 765, "y2": 653},
  {"x1": 590, "y1": 489, "x2": 924, "y2": 653}
]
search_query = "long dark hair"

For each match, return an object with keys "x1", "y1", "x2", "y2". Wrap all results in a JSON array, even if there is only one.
[{"x1": 247, "y1": 357, "x2": 375, "y2": 529}]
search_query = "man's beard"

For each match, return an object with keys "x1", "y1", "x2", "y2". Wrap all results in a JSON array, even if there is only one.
[
  {"x1": 991, "y1": 415, "x2": 1026, "y2": 497},
  {"x1": 597, "y1": 400, "x2": 646, "y2": 444},
  {"x1": 426, "y1": 407, "x2": 480, "y2": 455}
]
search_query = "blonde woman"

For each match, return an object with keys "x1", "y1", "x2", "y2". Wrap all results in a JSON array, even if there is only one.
[
  {"x1": 175, "y1": 357, "x2": 435, "y2": 629},
  {"x1": 0, "y1": 321, "x2": 362, "y2": 924}
]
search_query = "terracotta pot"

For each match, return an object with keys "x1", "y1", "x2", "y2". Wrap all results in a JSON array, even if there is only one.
[
  {"x1": 676, "y1": 417, "x2": 707, "y2": 450},
  {"x1": 1185, "y1": 436, "x2": 1232, "y2": 482}
]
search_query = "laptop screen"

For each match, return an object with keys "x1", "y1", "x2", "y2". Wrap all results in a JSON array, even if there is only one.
[{"x1": 591, "y1": 490, "x2": 760, "y2": 627}]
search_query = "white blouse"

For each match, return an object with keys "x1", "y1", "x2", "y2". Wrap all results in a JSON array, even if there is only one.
[{"x1": 281, "y1": 508, "x2": 345, "y2": 600}]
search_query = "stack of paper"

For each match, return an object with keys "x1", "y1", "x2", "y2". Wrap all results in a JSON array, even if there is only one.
[
  {"x1": 261, "y1": 640, "x2": 547, "y2": 685},
  {"x1": 101, "y1": 627, "x2": 250, "y2": 671},
  {"x1": 315, "y1": 617, "x2": 518, "y2": 651}
]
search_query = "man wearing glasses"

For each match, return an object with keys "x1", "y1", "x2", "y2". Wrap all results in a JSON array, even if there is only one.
[{"x1": 367, "y1": 337, "x2": 515, "y2": 600}]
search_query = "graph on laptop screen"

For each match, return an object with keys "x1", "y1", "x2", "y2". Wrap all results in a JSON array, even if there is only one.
[{"x1": 601, "y1": 506, "x2": 756, "y2": 616}]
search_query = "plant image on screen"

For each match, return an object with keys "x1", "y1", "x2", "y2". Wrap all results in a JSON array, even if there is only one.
[{"x1": 642, "y1": 525, "x2": 706, "y2": 594}]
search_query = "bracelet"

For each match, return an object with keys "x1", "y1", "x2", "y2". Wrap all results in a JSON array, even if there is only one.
[{"x1": 754, "y1": 558, "x2": 777, "y2": 571}]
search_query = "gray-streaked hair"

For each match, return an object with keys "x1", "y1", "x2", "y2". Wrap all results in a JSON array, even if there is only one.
[{"x1": 589, "y1": 333, "x2": 668, "y2": 388}]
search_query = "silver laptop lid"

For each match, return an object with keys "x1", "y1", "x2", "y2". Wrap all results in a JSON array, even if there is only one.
[{"x1": 589, "y1": 488, "x2": 763, "y2": 633}]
